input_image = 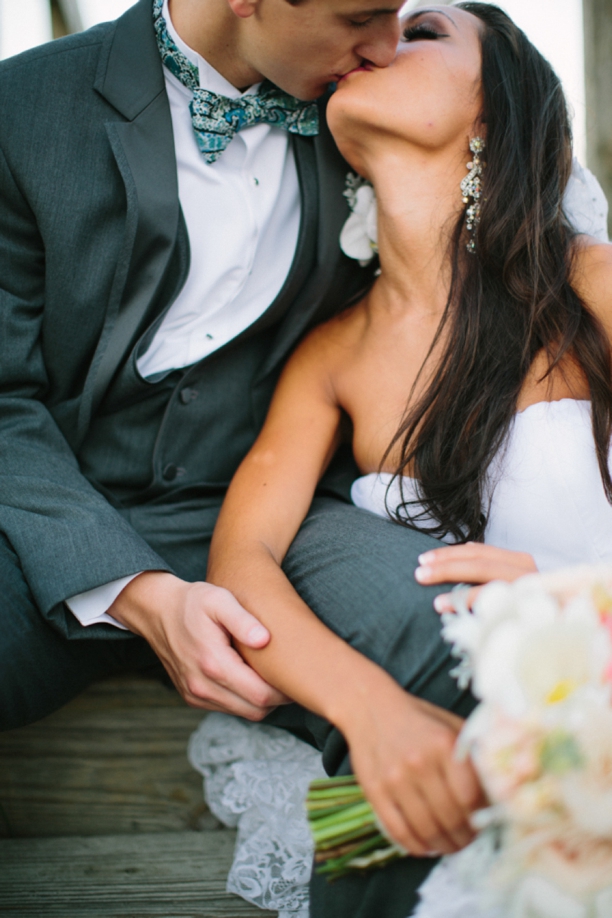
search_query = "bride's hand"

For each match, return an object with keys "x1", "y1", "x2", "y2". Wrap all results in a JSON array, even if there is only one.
[
  {"x1": 340, "y1": 687, "x2": 486, "y2": 857},
  {"x1": 414, "y1": 542, "x2": 537, "y2": 613}
]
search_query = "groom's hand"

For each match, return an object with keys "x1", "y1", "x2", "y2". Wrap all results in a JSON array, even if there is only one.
[{"x1": 110, "y1": 571, "x2": 290, "y2": 719}]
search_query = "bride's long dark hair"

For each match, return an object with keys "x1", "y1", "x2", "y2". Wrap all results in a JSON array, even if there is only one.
[{"x1": 387, "y1": 2, "x2": 612, "y2": 542}]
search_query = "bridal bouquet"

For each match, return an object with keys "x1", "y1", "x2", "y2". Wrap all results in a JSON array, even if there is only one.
[{"x1": 307, "y1": 564, "x2": 612, "y2": 918}]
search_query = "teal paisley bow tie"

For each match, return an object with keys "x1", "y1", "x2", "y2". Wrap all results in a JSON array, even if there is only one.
[{"x1": 152, "y1": 0, "x2": 319, "y2": 164}]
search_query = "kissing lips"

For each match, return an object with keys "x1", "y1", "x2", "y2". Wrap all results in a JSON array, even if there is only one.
[{"x1": 337, "y1": 64, "x2": 373, "y2": 83}]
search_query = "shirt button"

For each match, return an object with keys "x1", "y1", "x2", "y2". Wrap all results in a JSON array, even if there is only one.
[
  {"x1": 162, "y1": 463, "x2": 178, "y2": 481},
  {"x1": 179, "y1": 387, "x2": 198, "y2": 405}
]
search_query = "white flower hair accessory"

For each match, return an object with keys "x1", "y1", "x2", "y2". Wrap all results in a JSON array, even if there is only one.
[{"x1": 340, "y1": 173, "x2": 378, "y2": 266}]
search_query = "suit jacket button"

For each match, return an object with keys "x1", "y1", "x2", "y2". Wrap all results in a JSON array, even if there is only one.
[
  {"x1": 162, "y1": 463, "x2": 178, "y2": 481},
  {"x1": 180, "y1": 387, "x2": 198, "y2": 404}
]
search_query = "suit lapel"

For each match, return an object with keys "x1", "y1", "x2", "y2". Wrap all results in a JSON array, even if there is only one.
[
  {"x1": 313, "y1": 102, "x2": 356, "y2": 271},
  {"x1": 255, "y1": 102, "x2": 354, "y2": 381},
  {"x1": 77, "y1": 0, "x2": 182, "y2": 437}
]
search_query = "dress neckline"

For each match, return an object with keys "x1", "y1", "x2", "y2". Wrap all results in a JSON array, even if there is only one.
[
  {"x1": 515, "y1": 397, "x2": 590, "y2": 417},
  {"x1": 359, "y1": 400, "x2": 592, "y2": 481}
]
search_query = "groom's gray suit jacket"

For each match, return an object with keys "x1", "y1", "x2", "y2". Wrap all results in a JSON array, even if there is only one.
[{"x1": 0, "y1": 0, "x2": 373, "y2": 636}]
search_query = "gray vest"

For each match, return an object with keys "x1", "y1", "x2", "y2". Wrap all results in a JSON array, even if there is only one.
[{"x1": 78, "y1": 139, "x2": 320, "y2": 507}]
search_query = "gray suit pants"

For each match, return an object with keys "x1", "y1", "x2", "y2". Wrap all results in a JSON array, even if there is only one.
[{"x1": 0, "y1": 496, "x2": 476, "y2": 917}]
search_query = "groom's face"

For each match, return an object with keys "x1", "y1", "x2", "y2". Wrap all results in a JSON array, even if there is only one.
[{"x1": 240, "y1": 0, "x2": 404, "y2": 100}]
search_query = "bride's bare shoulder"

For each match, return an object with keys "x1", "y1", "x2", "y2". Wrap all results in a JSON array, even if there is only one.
[
  {"x1": 571, "y1": 236, "x2": 612, "y2": 329},
  {"x1": 292, "y1": 298, "x2": 368, "y2": 364},
  {"x1": 572, "y1": 236, "x2": 612, "y2": 296}
]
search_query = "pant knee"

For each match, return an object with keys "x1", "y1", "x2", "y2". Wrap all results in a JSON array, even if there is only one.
[{"x1": 284, "y1": 500, "x2": 476, "y2": 715}]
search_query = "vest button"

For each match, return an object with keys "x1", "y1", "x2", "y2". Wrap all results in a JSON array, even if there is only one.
[
  {"x1": 180, "y1": 387, "x2": 198, "y2": 405},
  {"x1": 162, "y1": 463, "x2": 178, "y2": 481}
]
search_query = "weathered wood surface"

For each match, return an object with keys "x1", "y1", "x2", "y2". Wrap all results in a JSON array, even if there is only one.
[
  {"x1": 584, "y1": 0, "x2": 612, "y2": 235},
  {"x1": 0, "y1": 677, "x2": 208, "y2": 838},
  {"x1": 0, "y1": 830, "x2": 275, "y2": 917}
]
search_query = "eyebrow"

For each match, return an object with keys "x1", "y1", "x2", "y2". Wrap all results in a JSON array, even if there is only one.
[
  {"x1": 347, "y1": 6, "x2": 405, "y2": 15},
  {"x1": 404, "y1": 8, "x2": 458, "y2": 28}
]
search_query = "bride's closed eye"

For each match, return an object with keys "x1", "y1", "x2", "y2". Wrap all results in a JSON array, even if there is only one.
[{"x1": 402, "y1": 22, "x2": 448, "y2": 42}]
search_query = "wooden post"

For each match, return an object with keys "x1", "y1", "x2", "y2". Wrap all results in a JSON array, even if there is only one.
[
  {"x1": 584, "y1": 0, "x2": 612, "y2": 236},
  {"x1": 51, "y1": 0, "x2": 69, "y2": 38}
]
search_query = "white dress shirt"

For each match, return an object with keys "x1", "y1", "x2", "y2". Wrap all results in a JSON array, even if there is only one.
[
  {"x1": 66, "y1": 0, "x2": 301, "y2": 627},
  {"x1": 137, "y1": 0, "x2": 300, "y2": 376}
]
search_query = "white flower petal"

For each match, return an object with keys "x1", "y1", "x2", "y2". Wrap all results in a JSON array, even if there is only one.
[
  {"x1": 340, "y1": 211, "x2": 376, "y2": 262},
  {"x1": 365, "y1": 201, "x2": 378, "y2": 246},
  {"x1": 353, "y1": 184, "x2": 376, "y2": 216},
  {"x1": 339, "y1": 176, "x2": 378, "y2": 264},
  {"x1": 561, "y1": 703, "x2": 612, "y2": 835},
  {"x1": 596, "y1": 887, "x2": 612, "y2": 917},
  {"x1": 564, "y1": 592, "x2": 600, "y2": 628},
  {"x1": 472, "y1": 581, "x2": 517, "y2": 632},
  {"x1": 512, "y1": 586, "x2": 559, "y2": 628},
  {"x1": 511, "y1": 874, "x2": 587, "y2": 918},
  {"x1": 441, "y1": 608, "x2": 482, "y2": 655},
  {"x1": 474, "y1": 621, "x2": 526, "y2": 716}
]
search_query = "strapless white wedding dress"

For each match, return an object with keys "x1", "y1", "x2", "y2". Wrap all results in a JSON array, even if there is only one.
[{"x1": 351, "y1": 399, "x2": 612, "y2": 571}]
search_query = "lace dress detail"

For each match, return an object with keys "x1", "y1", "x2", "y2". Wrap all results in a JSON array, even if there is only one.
[{"x1": 188, "y1": 714, "x2": 325, "y2": 918}]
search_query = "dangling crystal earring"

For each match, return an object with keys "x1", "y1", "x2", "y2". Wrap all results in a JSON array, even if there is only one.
[{"x1": 461, "y1": 137, "x2": 485, "y2": 253}]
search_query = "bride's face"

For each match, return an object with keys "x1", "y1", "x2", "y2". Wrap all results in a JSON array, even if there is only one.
[{"x1": 328, "y1": 6, "x2": 484, "y2": 166}]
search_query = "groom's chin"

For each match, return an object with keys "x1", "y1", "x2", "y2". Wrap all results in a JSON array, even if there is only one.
[{"x1": 271, "y1": 74, "x2": 332, "y2": 103}]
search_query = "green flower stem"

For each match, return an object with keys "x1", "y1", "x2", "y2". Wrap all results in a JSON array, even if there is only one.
[
  {"x1": 306, "y1": 803, "x2": 363, "y2": 818},
  {"x1": 307, "y1": 775, "x2": 406, "y2": 879},
  {"x1": 316, "y1": 834, "x2": 391, "y2": 876},
  {"x1": 315, "y1": 832, "x2": 381, "y2": 862},
  {"x1": 310, "y1": 775, "x2": 359, "y2": 788},
  {"x1": 310, "y1": 801, "x2": 373, "y2": 834},
  {"x1": 307, "y1": 787, "x2": 363, "y2": 801},
  {"x1": 312, "y1": 817, "x2": 377, "y2": 845},
  {"x1": 315, "y1": 824, "x2": 380, "y2": 852}
]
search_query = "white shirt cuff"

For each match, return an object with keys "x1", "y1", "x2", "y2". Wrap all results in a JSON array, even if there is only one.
[{"x1": 65, "y1": 574, "x2": 141, "y2": 630}]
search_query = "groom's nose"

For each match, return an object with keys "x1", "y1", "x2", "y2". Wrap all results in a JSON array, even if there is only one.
[{"x1": 355, "y1": 16, "x2": 402, "y2": 68}]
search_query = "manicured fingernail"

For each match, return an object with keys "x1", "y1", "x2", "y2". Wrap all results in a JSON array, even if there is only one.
[
  {"x1": 418, "y1": 552, "x2": 435, "y2": 564},
  {"x1": 433, "y1": 594, "x2": 453, "y2": 614},
  {"x1": 415, "y1": 565, "x2": 432, "y2": 583},
  {"x1": 248, "y1": 625, "x2": 269, "y2": 643}
]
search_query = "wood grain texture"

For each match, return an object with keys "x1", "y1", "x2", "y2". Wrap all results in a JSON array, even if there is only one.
[
  {"x1": 584, "y1": 0, "x2": 612, "y2": 235},
  {"x1": 0, "y1": 830, "x2": 276, "y2": 917},
  {"x1": 0, "y1": 677, "x2": 208, "y2": 838}
]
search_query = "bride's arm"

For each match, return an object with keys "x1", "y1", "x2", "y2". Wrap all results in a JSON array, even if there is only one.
[{"x1": 208, "y1": 327, "x2": 483, "y2": 857}]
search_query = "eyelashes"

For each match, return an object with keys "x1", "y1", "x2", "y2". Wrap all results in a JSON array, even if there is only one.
[{"x1": 402, "y1": 24, "x2": 445, "y2": 41}]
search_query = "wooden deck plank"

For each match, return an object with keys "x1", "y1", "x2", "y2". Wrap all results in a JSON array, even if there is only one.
[
  {"x1": 0, "y1": 830, "x2": 276, "y2": 917},
  {"x1": 0, "y1": 677, "x2": 208, "y2": 838}
]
